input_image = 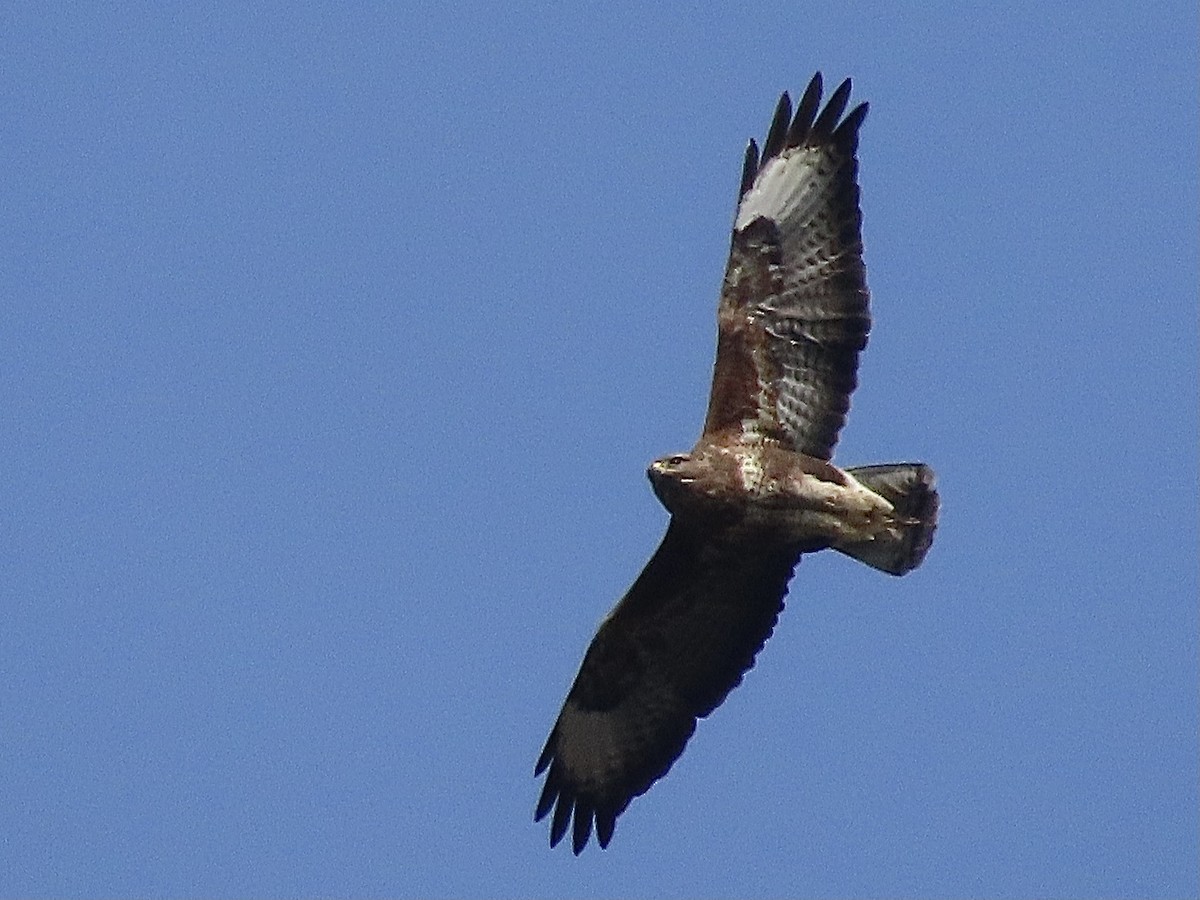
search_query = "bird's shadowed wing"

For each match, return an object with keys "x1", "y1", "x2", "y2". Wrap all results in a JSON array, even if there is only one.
[
  {"x1": 702, "y1": 74, "x2": 870, "y2": 460},
  {"x1": 534, "y1": 520, "x2": 800, "y2": 854}
]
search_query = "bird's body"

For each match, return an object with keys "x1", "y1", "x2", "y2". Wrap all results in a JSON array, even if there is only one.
[
  {"x1": 535, "y1": 73, "x2": 939, "y2": 854},
  {"x1": 649, "y1": 442, "x2": 903, "y2": 549}
]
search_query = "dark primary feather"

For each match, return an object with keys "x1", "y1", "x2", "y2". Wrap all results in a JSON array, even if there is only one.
[
  {"x1": 705, "y1": 73, "x2": 871, "y2": 460},
  {"x1": 786, "y1": 74, "x2": 823, "y2": 147},
  {"x1": 761, "y1": 92, "x2": 792, "y2": 162},
  {"x1": 535, "y1": 520, "x2": 800, "y2": 853},
  {"x1": 811, "y1": 77, "x2": 853, "y2": 138},
  {"x1": 738, "y1": 139, "x2": 760, "y2": 199}
]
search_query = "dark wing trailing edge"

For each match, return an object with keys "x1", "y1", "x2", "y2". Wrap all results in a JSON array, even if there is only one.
[
  {"x1": 534, "y1": 520, "x2": 800, "y2": 853},
  {"x1": 705, "y1": 73, "x2": 871, "y2": 461}
]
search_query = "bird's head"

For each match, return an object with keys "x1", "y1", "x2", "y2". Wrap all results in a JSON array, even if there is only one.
[{"x1": 647, "y1": 453, "x2": 701, "y2": 513}]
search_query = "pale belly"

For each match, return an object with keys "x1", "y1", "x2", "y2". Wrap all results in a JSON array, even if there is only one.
[{"x1": 674, "y1": 444, "x2": 901, "y2": 545}]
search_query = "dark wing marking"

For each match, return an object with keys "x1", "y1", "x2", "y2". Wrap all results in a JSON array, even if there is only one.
[
  {"x1": 534, "y1": 519, "x2": 800, "y2": 853},
  {"x1": 703, "y1": 73, "x2": 870, "y2": 460}
]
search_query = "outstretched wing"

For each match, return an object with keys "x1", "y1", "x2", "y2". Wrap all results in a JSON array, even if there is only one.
[
  {"x1": 534, "y1": 520, "x2": 800, "y2": 854},
  {"x1": 702, "y1": 73, "x2": 870, "y2": 461}
]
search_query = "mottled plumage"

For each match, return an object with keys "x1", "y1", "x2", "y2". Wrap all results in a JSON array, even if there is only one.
[{"x1": 535, "y1": 73, "x2": 939, "y2": 854}]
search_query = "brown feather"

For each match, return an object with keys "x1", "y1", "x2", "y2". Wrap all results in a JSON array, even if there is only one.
[{"x1": 703, "y1": 76, "x2": 870, "y2": 459}]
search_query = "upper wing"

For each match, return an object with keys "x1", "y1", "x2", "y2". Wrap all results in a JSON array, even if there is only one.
[
  {"x1": 702, "y1": 74, "x2": 871, "y2": 460},
  {"x1": 534, "y1": 520, "x2": 800, "y2": 853}
]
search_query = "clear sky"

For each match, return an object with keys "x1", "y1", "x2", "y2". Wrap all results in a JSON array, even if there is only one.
[{"x1": 2, "y1": 3, "x2": 1197, "y2": 897}]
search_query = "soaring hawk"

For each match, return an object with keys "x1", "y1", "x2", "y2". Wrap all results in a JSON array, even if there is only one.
[{"x1": 534, "y1": 73, "x2": 939, "y2": 854}]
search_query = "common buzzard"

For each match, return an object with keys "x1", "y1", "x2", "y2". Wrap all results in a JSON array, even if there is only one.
[{"x1": 534, "y1": 73, "x2": 939, "y2": 854}]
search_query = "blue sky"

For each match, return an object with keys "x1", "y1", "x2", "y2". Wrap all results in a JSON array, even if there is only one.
[{"x1": 2, "y1": 3, "x2": 1196, "y2": 897}]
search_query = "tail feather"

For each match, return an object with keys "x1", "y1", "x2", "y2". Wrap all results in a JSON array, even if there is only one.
[{"x1": 836, "y1": 464, "x2": 938, "y2": 576}]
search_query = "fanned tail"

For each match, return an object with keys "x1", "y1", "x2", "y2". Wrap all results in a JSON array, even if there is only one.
[{"x1": 836, "y1": 464, "x2": 938, "y2": 576}]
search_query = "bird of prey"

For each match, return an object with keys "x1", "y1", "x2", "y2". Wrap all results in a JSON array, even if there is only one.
[{"x1": 534, "y1": 72, "x2": 939, "y2": 855}]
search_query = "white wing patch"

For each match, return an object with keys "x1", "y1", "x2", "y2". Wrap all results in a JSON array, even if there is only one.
[
  {"x1": 734, "y1": 146, "x2": 828, "y2": 232},
  {"x1": 553, "y1": 705, "x2": 628, "y2": 795},
  {"x1": 736, "y1": 447, "x2": 764, "y2": 491}
]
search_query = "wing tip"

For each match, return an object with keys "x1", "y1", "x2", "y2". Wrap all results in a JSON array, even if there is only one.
[
  {"x1": 571, "y1": 800, "x2": 594, "y2": 855},
  {"x1": 810, "y1": 76, "x2": 853, "y2": 138},
  {"x1": 596, "y1": 809, "x2": 616, "y2": 848},
  {"x1": 535, "y1": 740, "x2": 617, "y2": 854},
  {"x1": 738, "y1": 71, "x2": 865, "y2": 204},
  {"x1": 534, "y1": 730, "x2": 554, "y2": 777},
  {"x1": 537, "y1": 783, "x2": 617, "y2": 854},
  {"x1": 739, "y1": 138, "x2": 760, "y2": 198},
  {"x1": 761, "y1": 91, "x2": 793, "y2": 162},
  {"x1": 786, "y1": 72, "x2": 824, "y2": 147},
  {"x1": 549, "y1": 791, "x2": 573, "y2": 849}
]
